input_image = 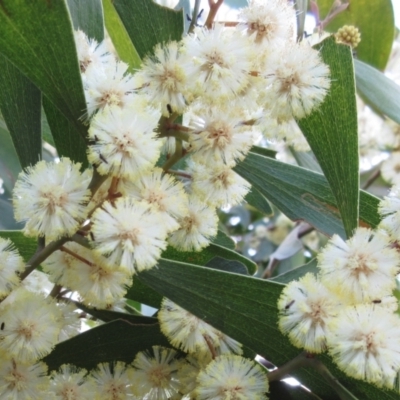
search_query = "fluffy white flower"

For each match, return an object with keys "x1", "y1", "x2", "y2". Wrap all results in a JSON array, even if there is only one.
[
  {"x1": 121, "y1": 167, "x2": 188, "y2": 233},
  {"x1": 134, "y1": 41, "x2": 188, "y2": 115},
  {"x1": 196, "y1": 355, "x2": 269, "y2": 400},
  {"x1": 0, "y1": 290, "x2": 62, "y2": 362},
  {"x1": 0, "y1": 238, "x2": 24, "y2": 298},
  {"x1": 88, "y1": 106, "x2": 161, "y2": 179},
  {"x1": 189, "y1": 161, "x2": 251, "y2": 207},
  {"x1": 188, "y1": 109, "x2": 257, "y2": 166},
  {"x1": 0, "y1": 360, "x2": 51, "y2": 399},
  {"x1": 168, "y1": 196, "x2": 218, "y2": 251},
  {"x1": 381, "y1": 152, "x2": 400, "y2": 185},
  {"x1": 91, "y1": 197, "x2": 168, "y2": 273},
  {"x1": 238, "y1": 0, "x2": 295, "y2": 46},
  {"x1": 13, "y1": 158, "x2": 91, "y2": 241},
  {"x1": 263, "y1": 41, "x2": 330, "y2": 119},
  {"x1": 277, "y1": 273, "x2": 339, "y2": 353},
  {"x1": 317, "y1": 228, "x2": 400, "y2": 303},
  {"x1": 327, "y1": 304, "x2": 400, "y2": 388},
  {"x1": 182, "y1": 26, "x2": 252, "y2": 104},
  {"x1": 130, "y1": 346, "x2": 182, "y2": 399}
]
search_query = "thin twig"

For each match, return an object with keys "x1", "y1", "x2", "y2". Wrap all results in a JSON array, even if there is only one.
[
  {"x1": 204, "y1": 0, "x2": 224, "y2": 29},
  {"x1": 48, "y1": 284, "x2": 63, "y2": 299},
  {"x1": 188, "y1": 0, "x2": 201, "y2": 33},
  {"x1": 162, "y1": 139, "x2": 184, "y2": 171},
  {"x1": 362, "y1": 169, "x2": 381, "y2": 190}
]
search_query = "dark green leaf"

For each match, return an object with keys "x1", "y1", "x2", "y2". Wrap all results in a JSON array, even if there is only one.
[
  {"x1": 67, "y1": 0, "x2": 104, "y2": 42},
  {"x1": 0, "y1": 54, "x2": 42, "y2": 168},
  {"x1": 298, "y1": 37, "x2": 359, "y2": 239},
  {"x1": 0, "y1": 231, "x2": 37, "y2": 262},
  {"x1": 0, "y1": 0, "x2": 88, "y2": 139},
  {"x1": 212, "y1": 230, "x2": 235, "y2": 250},
  {"x1": 317, "y1": 0, "x2": 395, "y2": 70},
  {"x1": 43, "y1": 98, "x2": 88, "y2": 166},
  {"x1": 43, "y1": 319, "x2": 171, "y2": 371},
  {"x1": 139, "y1": 259, "x2": 400, "y2": 398},
  {"x1": 249, "y1": 145, "x2": 276, "y2": 159},
  {"x1": 355, "y1": 59, "x2": 400, "y2": 125},
  {"x1": 206, "y1": 256, "x2": 249, "y2": 275},
  {"x1": 113, "y1": 0, "x2": 184, "y2": 59},
  {"x1": 162, "y1": 243, "x2": 257, "y2": 275},
  {"x1": 102, "y1": 0, "x2": 141, "y2": 70},
  {"x1": 236, "y1": 151, "x2": 381, "y2": 238},
  {"x1": 290, "y1": 148, "x2": 322, "y2": 173},
  {"x1": 0, "y1": 199, "x2": 24, "y2": 230},
  {"x1": 245, "y1": 187, "x2": 273, "y2": 216},
  {"x1": 271, "y1": 258, "x2": 318, "y2": 284},
  {"x1": 125, "y1": 278, "x2": 163, "y2": 309}
]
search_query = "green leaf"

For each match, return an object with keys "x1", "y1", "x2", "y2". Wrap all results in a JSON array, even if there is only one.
[
  {"x1": 0, "y1": 0, "x2": 88, "y2": 139},
  {"x1": 113, "y1": 0, "x2": 184, "y2": 58},
  {"x1": 317, "y1": 0, "x2": 395, "y2": 70},
  {"x1": 162, "y1": 243, "x2": 257, "y2": 275},
  {"x1": 0, "y1": 199, "x2": 23, "y2": 230},
  {"x1": 235, "y1": 151, "x2": 380, "y2": 238},
  {"x1": 43, "y1": 98, "x2": 88, "y2": 166},
  {"x1": 297, "y1": 37, "x2": 358, "y2": 239},
  {"x1": 249, "y1": 145, "x2": 276, "y2": 159},
  {"x1": 355, "y1": 59, "x2": 400, "y2": 125},
  {"x1": 0, "y1": 121, "x2": 21, "y2": 194},
  {"x1": 125, "y1": 278, "x2": 163, "y2": 309},
  {"x1": 0, "y1": 231, "x2": 37, "y2": 262},
  {"x1": 206, "y1": 256, "x2": 249, "y2": 275},
  {"x1": 212, "y1": 230, "x2": 235, "y2": 250},
  {"x1": 67, "y1": 0, "x2": 104, "y2": 42},
  {"x1": 102, "y1": 0, "x2": 141, "y2": 70},
  {"x1": 139, "y1": 259, "x2": 400, "y2": 399},
  {"x1": 0, "y1": 54, "x2": 42, "y2": 168},
  {"x1": 271, "y1": 258, "x2": 318, "y2": 284},
  {"x1": 244, "y1": 187, "x2": 273, "y2": 216},
  {"x1": 43, "y1": 319, "x2": 171, "y2": 371}
]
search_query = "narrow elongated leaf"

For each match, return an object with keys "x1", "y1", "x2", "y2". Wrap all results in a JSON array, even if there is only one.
[
  {"x1": 0, "y1": 0, "x2": 88, "y2": 140},
  {"x1": 43, "y1": 319, "x2": 171, "y2": 371},
  {"x1": 43, "y1": 98, "x2": 88, "y2": 166},
  {"x1": 139, "y1": 259, "x2": 400, "y2": 399},
  {"x1": 0, "y1": 54, "x2": 41, "y2": 168},
  {"x1": 355, "y1": 59, "x2": 400, "y2": 125},
  {"x1": 317, "y1": 0, "x2": 394, "y2": 70},
  {"x1": 271, "y1": 258, "x2": 318, "y2": 284},
  {"x1": 113, "y1": 0, "x2": 184, "y2": 58},
  {"x1": 67, "y1": 0, "x2": 104, "y2": 42},
  {"x1": 125, "y1": 278, "x2": 163, "y2": 309},
  {"x1": 245, "y1": 187, "x2": 273, "y2": 216},
  {"x1": 235, "y1": 151, "x2": 380, "y2": 239},
  {"x1": 102, "y1": 0, "x2": 141, "y2": 70},
  {"x1": 212, "y1": 230, "x2": 235, "y2": 250},
  {"x1": 297, "y1": 37, "x2": 358, "y2": 239}
]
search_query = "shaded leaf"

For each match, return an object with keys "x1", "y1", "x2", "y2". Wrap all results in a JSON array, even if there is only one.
[
  {"x1": 43, "y1": 319, "x2": 171, "y2": 371},
  {"x1": 0, "y1": 231, "x2": 37, "y2": 262},
  {"x1": 125, "y1": 278, "x2": 163, "y2": 309},
  {"x1": 212, "y1": 230, "x2": 235, "y2": 250},
  {"x1": 67, "y1": 0, "x2": 104, "y2": 42},
  {"x1": 355, "y1": 59, "x2": 400, "y2": 125},
  {"x1": 0, "y1": 54, "x2": 42, "y2": 168},
  {"x1": 271, "y1": 258, "x2": 319, "y2": 284},
  {"x1": 317, "y1": 0, "x2": 395, "y2": 70},
  {"x1": 0, "y1": 0, "x2": 88, "y2": 139},
  {"x1": 0, "y1": 199, "x2": 24, "y2": 230},
  {"x1": 102, "y1": 0, "x2": 141, "y2": 70},
  {"x1": 245, "y1": 187, "x2": 273, "y2": 216},
  {"x1": 298, "y1": 37, "x2": 358, "y2": 238},
  {"x1": 113, "y1": 0, "x2": 184, "y2": 58},
  {"x1": 206, "y1": 256, "x2": 249, "y2": 275}
]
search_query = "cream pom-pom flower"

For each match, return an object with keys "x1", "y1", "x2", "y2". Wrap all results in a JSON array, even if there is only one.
[
  {"x1": 13, "y1": 158, "x2": 91, "y2": 241},
  {"x1": 317, "y1": 228, "x2": 400, "y2": 303}
]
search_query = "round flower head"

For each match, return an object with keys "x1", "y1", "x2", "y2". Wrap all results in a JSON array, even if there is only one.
[
  {"x1": 168, "y1": 196, "x2": 218, "y2": 252},
  {"x1": 56, "y1": 302, "x2": 80, "y2": 342},
  {"x1": 0, "y1": 360, "x2": 50, "y2": 399},
  {"x1": 13, "y1": 158, "x2": 91, "y2": 241},
  {"x1": 135, "y1": 40, "x2": 188, "y2": 115},
  {"x1": 51, "y1": 364, "x2": 93, "y2": 400},
  {"x1": 130, "y1": 346, "x2": 182, "y2": 399},
  {"x1": 277, "y1": 273, "x2": 339, "y2": 353},
  {"x1": 327, "y1": 304, "x2": 400, "y2": 388},
  {"x1": 188, "y1": 109, "x2": 257, "y2": 166},
  {"x1": 91, "y1": 197, "x2": 168, "y2": 273},
  {"x1": 0, "y1": 238, "x2": 24, "y2": 298},
  {"x1": 379, "y1": 184, "x2": 400, "y2": 240},
  {"x1": 90, "y1": 362, "x2": 132, "y2": 400},
  {"x1": 158, "y1": 298, "x2": 221, "y2": 355},
  {"x1": 317, "y1": 228, "x2": 400, "y2": 304},
  {"x1": 196, "y1": 355, "x2": 269, "y2": 400},
  {"x1": 0, "y1": 289, "x2": 62, "y2": 362},
  {"x1": 74, "y1": 29, "x2": 113, "y2": 73},
  {"x1": 88, "y1": 106, "x2": 161, "y2": 179},
  {"x1": 182, "y1": 26, "x2": 252, "y2": 104},
  {"x1": 84, "y1": 58, "x2": 136, "y2": 117},
  {"x1": 121, "y1": 167, "x2": 189, "y2": 234},
  {"x1": 189, "y1": 161, "x2": 251, "y2": 207},
  {"x1": 263, "y1": 41, "x2": 330, "y2": 120},
  {"x1": 238, "y1": 0, "x2": 295, "y2": 46}
]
